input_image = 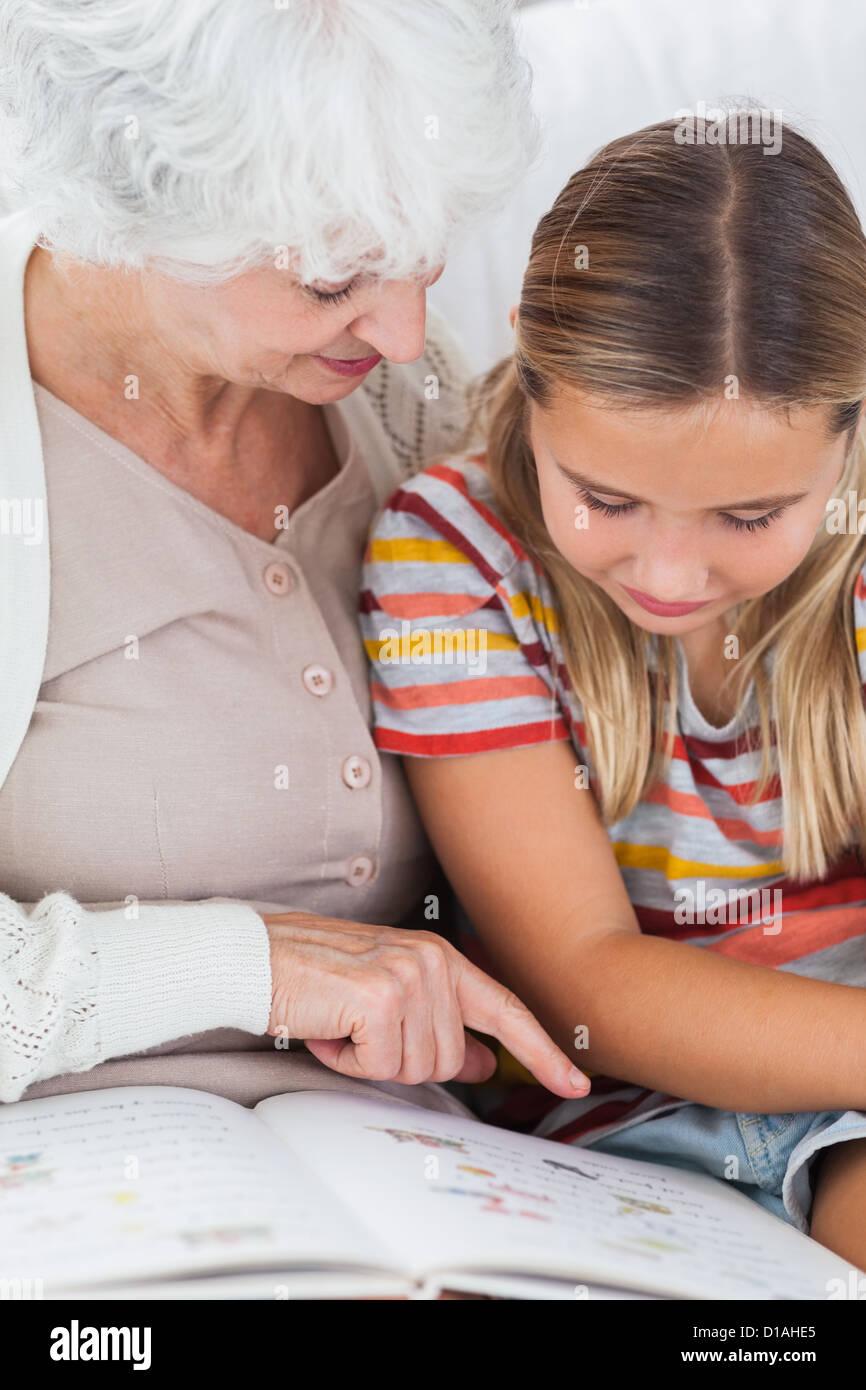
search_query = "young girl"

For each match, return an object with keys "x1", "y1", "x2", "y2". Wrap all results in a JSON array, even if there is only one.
[{"x1": 359, "y1": 116, "x2": 866, "y2": 1268}]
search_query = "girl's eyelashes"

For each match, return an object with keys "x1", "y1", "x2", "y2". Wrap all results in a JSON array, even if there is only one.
[
  {"x1": 720, "y1": 507, "x2": 785, "y2": 533},
  {"x1": 576, "y1": 487, "x2": 785, "y2": 533},
  {"x1": 578, "y1": 488, "x2": 638, "y2": 519}
]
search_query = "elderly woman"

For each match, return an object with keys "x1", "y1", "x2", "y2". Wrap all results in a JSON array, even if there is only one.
[{"x1": 0, "y1": 0, "x2": 588, "y2": 1115}]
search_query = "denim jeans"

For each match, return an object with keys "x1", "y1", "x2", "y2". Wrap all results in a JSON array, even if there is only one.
[{"x1": 576, "y1": 1102, "x2": 866, "y2": 1233}]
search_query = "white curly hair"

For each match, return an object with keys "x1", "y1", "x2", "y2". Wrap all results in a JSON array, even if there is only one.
[{"x1": 0, "y1": 0, "x2": 538, "y2": 284}]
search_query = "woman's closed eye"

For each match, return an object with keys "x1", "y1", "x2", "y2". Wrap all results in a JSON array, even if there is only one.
[
  {"x1": 576, "y1": 486, "x2": 786, "y2": 534},
  {"x1": 304, "y1": 278, "x2": 358, "y2": 306}
]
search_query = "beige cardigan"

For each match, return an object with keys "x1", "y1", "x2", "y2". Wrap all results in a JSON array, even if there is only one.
[{"x1": 0, "y1": 207, "x2": 473, "y2": 1108}]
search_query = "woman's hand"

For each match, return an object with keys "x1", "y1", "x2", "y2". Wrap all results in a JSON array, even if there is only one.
[{"x1": 261, "y1": 912, "x2": 590, "y2": 1098}]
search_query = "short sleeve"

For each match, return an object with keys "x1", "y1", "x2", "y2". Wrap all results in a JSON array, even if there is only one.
[
  {"x1": 359, "y1": 457, "x2": 572, "y2": 757},
  {"x1": 855, "y1": 562, "x2": 866, "y2": 688}
]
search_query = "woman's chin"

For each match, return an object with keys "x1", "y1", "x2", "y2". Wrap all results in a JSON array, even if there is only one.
[{"x1": 277, "y1": 361, "x2": 371, "y2": 403}]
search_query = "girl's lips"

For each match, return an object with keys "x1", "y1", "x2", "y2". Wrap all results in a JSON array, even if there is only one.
[
  {"x1": 621, "y1": 584, "x2": 712, "y2": 617},
  {"x1": 314, "y1": 352, "x2": 382, "y2": 378}
]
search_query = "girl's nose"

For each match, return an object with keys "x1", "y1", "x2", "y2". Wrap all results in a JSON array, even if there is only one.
[{"x1": 631, "y1": 536, "x2": 710, "y2": 603}]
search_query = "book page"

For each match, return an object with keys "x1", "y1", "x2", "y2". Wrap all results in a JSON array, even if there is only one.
[
  {"x1": 256, "y1": 1091, "x2": 855, "y2": 1300},
  {"x1": 415, "y1": 1272, "x2": 666, "y2": 1300},
  {"x1": 0, "y1": 1086, "x2": 392, "y2": 1293},
  {"x1": 65, "y1": 1271, "x2": 413, "y2": 1301}
]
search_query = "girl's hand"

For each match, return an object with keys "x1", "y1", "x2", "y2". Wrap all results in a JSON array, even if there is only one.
[{"x1": 261, "y1": 912, "x2": 591, "y2": 1097}]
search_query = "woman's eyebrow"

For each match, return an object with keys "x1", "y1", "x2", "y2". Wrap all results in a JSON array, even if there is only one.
[{"x1": 555, "y1": 463, "x2": 810, "y2": 511}]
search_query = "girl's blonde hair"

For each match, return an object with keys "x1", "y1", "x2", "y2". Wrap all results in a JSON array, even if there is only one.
[{"x1": 472, "y1": 117, "x2": 866, "y2": 882}]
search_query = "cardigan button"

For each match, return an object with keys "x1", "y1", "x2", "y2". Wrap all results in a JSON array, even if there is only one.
[
  {"x1": 263, "y1": 561, "x2": 294, "y2": 595},
  {"x1": 345, "y1": 854, "x2": 376, "y2": 886},
  {"x1": 302, "y1": 664, "x2": 334, "y2": 696},
  {"x1": 341, "y1": 755, "x2": 372, "y2": 789}
]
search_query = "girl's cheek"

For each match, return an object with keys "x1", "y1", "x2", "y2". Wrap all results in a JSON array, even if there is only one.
[
  {"x1": 539, "y1": 479, "x2": 572, "y2": 530},
  {"x1": 538, "y1": 485, "x2": 571, "y2": 555},
  {"x1": 716, "y1": 525, "x2": 815, "y2": 597},
  {"x1": 553, "y1": 516, "x2": 625, "y2": 577},
  {"x1": 541, "y1": 481, "x2": 603, "y2": 555}
]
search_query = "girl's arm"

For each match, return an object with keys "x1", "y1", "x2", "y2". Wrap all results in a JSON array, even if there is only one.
[{"x1": 403, "y1": 738, "x2": 866, "y2": 1113}]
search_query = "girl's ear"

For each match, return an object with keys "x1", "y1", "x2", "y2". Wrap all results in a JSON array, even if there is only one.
[{"x1": 509, "y1": 303, "x2": 518, "y2": 331}]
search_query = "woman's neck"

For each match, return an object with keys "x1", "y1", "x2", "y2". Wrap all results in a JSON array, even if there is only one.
[
  {"x1": 22, "y1": 245, "x2": 339, "y2": 540},
  {"x1": 24, "y1": 244, "x2": 267, "y2": 447}
]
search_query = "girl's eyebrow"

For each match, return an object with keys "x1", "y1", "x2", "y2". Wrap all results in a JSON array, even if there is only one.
[{"x1": 554, "y1": 463, "x2": 809, "y2": 511}]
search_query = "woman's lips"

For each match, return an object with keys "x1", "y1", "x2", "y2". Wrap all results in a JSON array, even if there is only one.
[
  {"x1": 621, "y1": 584, "x2": 712, "y2": 617},
  {"x1": 314, "y1": 352, "x2": 383, "y2": 378}
]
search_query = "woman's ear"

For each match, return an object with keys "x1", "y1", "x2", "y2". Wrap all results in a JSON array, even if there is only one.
[{"x1": 509, "y1": 303, "x2": 518, "y2": 330}]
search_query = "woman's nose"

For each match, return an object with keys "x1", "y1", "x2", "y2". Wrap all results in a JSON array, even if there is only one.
[{"x1": 353, "y1": 279, "x2": 429, "y2": 364}]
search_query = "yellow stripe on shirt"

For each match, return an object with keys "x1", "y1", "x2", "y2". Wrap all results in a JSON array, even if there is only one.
[
  {"x1": 612, "y1": 841, "x2": 785, "y2": 879},
  {"x1": 368, "y1": 537, "x2": 473, "y2": 565},
  {"x1": 508, "y1": 590, "x2": 561, "y2": 634}
]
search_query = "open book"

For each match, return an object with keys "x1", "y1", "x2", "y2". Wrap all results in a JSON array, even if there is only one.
[{"x1": 0, "y1": 1084, "x2": 857, "y2": 1300}]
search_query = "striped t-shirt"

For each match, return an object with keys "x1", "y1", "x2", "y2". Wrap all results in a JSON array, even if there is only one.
[{"x1": 359, "y1": 449, "x2": 866, "y2": 1147}]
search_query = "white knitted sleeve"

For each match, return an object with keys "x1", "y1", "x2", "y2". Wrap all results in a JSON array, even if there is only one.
[{"x1": 0, "y1": 890, "x2": 272, "y2": 1104}]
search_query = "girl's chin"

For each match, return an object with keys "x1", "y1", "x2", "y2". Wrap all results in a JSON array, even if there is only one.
[{"x1": 626, "y1": 611, "x2": 719, "y2": 635}]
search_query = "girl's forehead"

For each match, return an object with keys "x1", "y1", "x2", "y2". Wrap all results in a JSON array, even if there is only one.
[
  {"x1": 530, "y1": 395, "x2": 841, "y2": 501},
  {"x1": 532, "y1": 392, "x2": 834, "y2": 448}
]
